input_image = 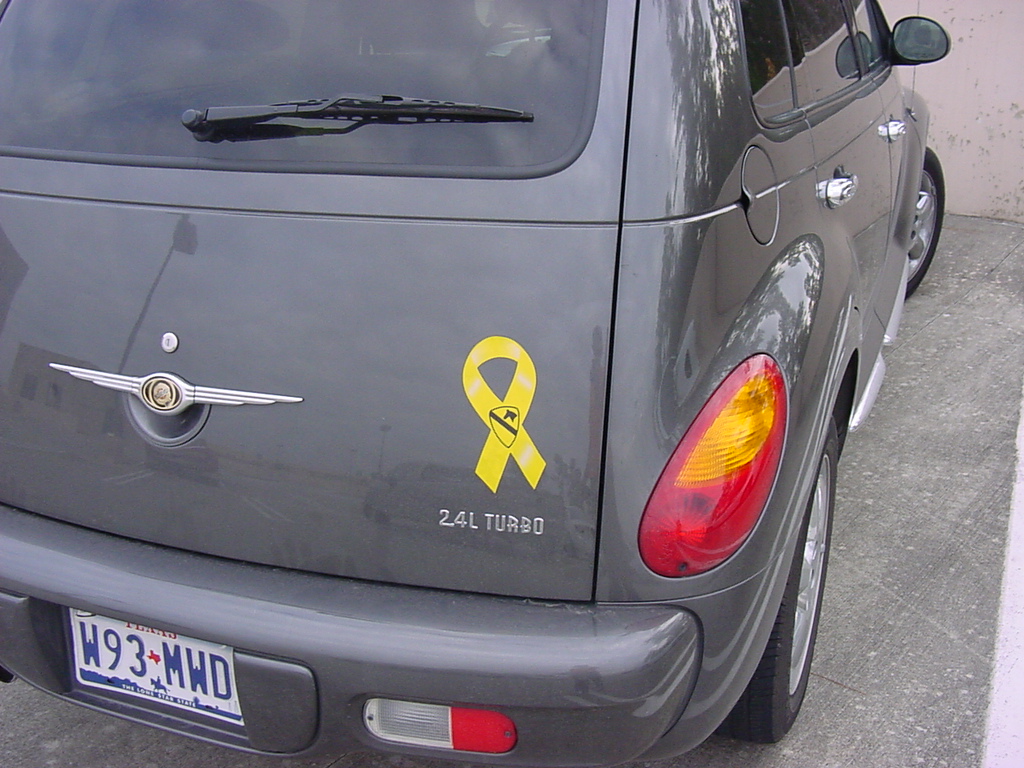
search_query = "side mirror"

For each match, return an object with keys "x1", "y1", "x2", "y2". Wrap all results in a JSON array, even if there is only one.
[{"x1": 892, "y1": 17, "x2": 950, "y2": 65}]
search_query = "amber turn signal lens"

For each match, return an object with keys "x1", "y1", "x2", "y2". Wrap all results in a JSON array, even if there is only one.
[{"x1": 638, "y1": 355, "x2": 787, "y2": 577}]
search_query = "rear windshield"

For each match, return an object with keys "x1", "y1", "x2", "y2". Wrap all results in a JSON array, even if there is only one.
[{"x1": 0, "y1": 0, "x2": 605, "y2": 176}]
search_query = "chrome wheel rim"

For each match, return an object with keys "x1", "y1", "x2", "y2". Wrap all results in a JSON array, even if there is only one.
[
  {"x1": 908, "y1": 170, "x2": 938, "y2": 281},
  {"x1": 790, "y1": 455, "x2": 830, "y2": 695}
]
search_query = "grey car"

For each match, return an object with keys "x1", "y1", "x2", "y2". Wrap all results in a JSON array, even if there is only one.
[{"x1": 0, "y1": 0, "x2": 948, "y2": 764}]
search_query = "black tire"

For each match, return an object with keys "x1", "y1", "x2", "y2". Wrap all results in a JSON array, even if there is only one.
[
  {"x1": 719, "y1": 419, "x2": 838, "y2": 743},
  {"x1": 905, "y1": 147, "x2": 945, "y2": 297}
]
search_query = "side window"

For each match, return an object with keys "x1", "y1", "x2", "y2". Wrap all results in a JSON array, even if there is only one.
[
  {"x1": 739, "y1": 0, "x2": 797, "y2": 121},
  {"x1": 783, "y1": 0, "x2": 857, "y2": 106},
  {"x1": 850, "y1": 0, "x2": 888, "y2": 72}
]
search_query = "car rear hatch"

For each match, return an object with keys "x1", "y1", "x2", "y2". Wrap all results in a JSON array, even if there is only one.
[{"x1": 0, "y1": 0, "x2": 631, "y2": 601}]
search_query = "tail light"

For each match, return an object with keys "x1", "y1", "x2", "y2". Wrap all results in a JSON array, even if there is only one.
[
  {"x1": 638, "y1": 355, "x2": 787, "y2": 577},
  {"x1": 364, "y1": 698, "x2": 517, "y2": 754}
]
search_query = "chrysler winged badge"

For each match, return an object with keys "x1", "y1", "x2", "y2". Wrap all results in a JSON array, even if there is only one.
[{"x1": 49, "y1": 364, "x2": 303, "y2": 415}]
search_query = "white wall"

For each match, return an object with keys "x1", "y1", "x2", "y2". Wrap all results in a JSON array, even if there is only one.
[{"x1": 880, "y1": 1, "x2": 1024, "y2": 223}]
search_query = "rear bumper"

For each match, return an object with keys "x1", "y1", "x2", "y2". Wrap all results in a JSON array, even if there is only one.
[{"x1": 0, "y1": 504, "x2": 700, "y2": 766}]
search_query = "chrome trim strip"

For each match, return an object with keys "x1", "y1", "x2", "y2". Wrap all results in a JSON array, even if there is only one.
[{"x1": 623, "y1": 202, "x2": 742, "y2": 228}]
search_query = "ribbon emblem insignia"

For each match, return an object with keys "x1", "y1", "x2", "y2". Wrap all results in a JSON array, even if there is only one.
[
  {"x1": 463, "y1": 336, "x2": 546, "y2": 493},
  {"x1": 489, "y1": 406, "x2": 520, "y2": 448}
]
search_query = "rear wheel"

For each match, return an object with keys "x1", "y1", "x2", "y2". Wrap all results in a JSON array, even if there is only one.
[
  {"x1": 905, "y1": 147, "x2": 945, "y2": 297},
  {"x1": 720, "y1": 419, "x2": 837, "y2": 743}
]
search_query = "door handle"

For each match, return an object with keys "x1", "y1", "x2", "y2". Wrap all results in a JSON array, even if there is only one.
[
  {"x1": 817, "y1": 174, "x2": 859, "y2": 208},
  {"x1": 878, "y1": 120, "x2": 907, "y2": 143}
]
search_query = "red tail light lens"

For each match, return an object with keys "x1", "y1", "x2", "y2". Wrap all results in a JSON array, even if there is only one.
[{"x1": 638, "y1": 355, "x2": 787, "y2": 577}]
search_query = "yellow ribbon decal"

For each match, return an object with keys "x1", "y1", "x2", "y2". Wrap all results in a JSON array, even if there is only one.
[{"x1": 463, "y1": 336, "x2": 546, "y2": 493}]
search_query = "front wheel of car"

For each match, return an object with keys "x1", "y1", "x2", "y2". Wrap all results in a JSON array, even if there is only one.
[
  {"x1": 905, "y1": 147, "x2": 945, "y2": 297},
  {"x1": 719, "y1": 419, "x2": 837, "y2": 743}
]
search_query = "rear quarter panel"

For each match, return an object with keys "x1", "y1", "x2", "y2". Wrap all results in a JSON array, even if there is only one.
[{"x1": 600, "y1": 0, "x2": 855, "y2": 604}]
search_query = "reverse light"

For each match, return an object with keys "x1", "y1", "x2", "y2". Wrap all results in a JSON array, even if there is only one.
[
  {"x1": 364, "y1": 698, "x2": 517, "y2": 754},
  {"x1": 639, "y1": 354, "x2": 787, "y2": 577}
]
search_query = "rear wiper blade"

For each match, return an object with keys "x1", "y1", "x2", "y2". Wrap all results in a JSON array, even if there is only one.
[{"x1": 181, "y1": 93, "x2": 533, "y2": 142}]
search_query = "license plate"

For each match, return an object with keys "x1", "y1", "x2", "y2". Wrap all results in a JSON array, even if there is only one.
[{"x1": 69, "y1": 609, "x2": 244, "y2": 725}]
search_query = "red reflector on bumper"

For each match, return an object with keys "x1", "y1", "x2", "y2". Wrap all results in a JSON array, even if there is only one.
[{"x1": 451, "y1": 706, "x2": 518, "y2": 753}]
